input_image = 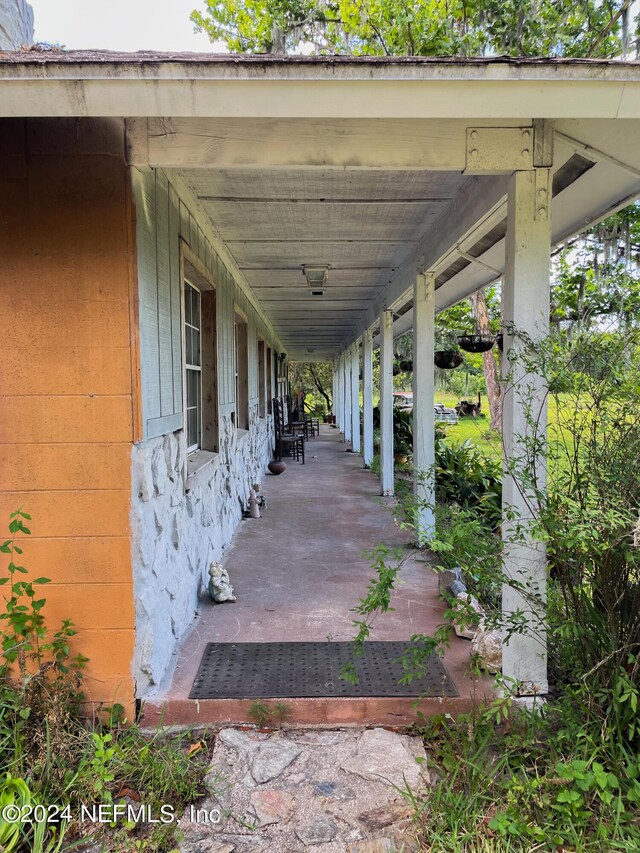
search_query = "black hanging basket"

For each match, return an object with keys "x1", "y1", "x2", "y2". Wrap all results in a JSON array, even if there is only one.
[
  {"x1": 457, "y1": 334, "x2": 495, "y2": 353},
  {"x1": 434, "y1": 350, "x2": 464, "y2": 370},
  {"x1": 392, "y1": 359, "x2": 414, "y2": 375},
  {"x1": 496, "y1": 333, "x2": 504, "y2": 352}
]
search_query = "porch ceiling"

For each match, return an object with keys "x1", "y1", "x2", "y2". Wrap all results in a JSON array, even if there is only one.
[{"x1": 181, "y1": 168, "x2": 470, "y2": 357}]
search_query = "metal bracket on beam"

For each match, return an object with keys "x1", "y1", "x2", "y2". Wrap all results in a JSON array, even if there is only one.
[
  {"x1": 465, "y1": 127, "x2": 534, "y2": 174},
  {"x1": 534, "y1": 168, "x2": 551, "y2": 221},
  {"x1": 533, "y1": 119, "x2": 554, "y2": 168}
]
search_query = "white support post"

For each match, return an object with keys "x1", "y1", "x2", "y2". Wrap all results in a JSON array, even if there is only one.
[
  {"x1": 362, "y1": 329, "x2": 374, "y2": 468},
  {"x1": 379, "y1": 309, "x2": 394, "y2": 496},
  {"x1": 351, "y1": 341, "x2": 361, "y2": 453},
  {"x1": 336, "y1": 355, "x2": 343, "y2": 432},
  {"x1": 412, "y1": 272, "x2": 436, "y2": 543},
  {"x1": 344, "y1": 349, "x2": 352, "y2": 443},
  {"x1": 502, "y1": 168, "x2": 551, "y2": 697},
  {"x1": 333, "y1": 356, "x2": 342, "y2": 430},
  {"x1": 332, "y1": 361, "x2": 337, "y2": 424}
]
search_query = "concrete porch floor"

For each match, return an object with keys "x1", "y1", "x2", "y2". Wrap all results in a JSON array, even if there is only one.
[{"x1": 141, "y1": 426, "x2": 493, "y2": 727}]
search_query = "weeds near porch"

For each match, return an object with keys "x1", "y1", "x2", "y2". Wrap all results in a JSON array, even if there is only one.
[
  {"x1": 247, "y1": 699, "x2": 291, "y2": 727},
  {"x1": 407, "y1": 686, "x2": 640, "y2": 851},
  {"x1": 0, "y1": 511, "x2": 218, "y2": 852},
  {"x1": 351, "y1": 327, "x2": 640, "y2": 849}
]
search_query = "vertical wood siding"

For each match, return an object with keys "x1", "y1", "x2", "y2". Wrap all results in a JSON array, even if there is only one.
[{"x1": 133, "y1": 167, "x2": 278, "y2": 440}]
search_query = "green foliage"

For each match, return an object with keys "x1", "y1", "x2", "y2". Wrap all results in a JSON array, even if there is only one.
[
  {"x1": 247, "y1": 699, "x2": 292, "y2": 726},
  {"x1": 408, "y1": 688, "x2": 640, "y2": 851},
  {"x1": 348, "y1": 327, "x2": 640, "y2": 849},
  {"x1": 392, "y1": 407, "x2": 413, "y2": 455},
  {"x1": 192, "y1": 0, "x2": 639, "y2": 59},
  {"x1": 340, "y1": 544, "x2": 452, "y2": 686},
  {"x1": 372, "y1": 403, "x2": 414, "y2": 455},
  {"x1": 504, "y1": 327, "x2": 640, "y2": 697},
  {"x1": 289, "y1": 362, "x2": 333, "y2": 417},
  {"x1": 434, "y1": 430, "x2": 503, "y2": 526},
  {"x1": 0, "y1": 512, "x2": 218, "y2": 853},
  {"x1": 552, "y1": 203, "x2": 640, "y2": 333},
  {"x1": 247, "y1": 699, "x2": 272, "y2": 726},
  {"x1": 0, "y1": 509, "x2": 86, "y2": 683},
  {"x1": 0, "y1": 774, "x2": 33, "y2": 852},
  {"x1": 429, "y1": 505, "x2": 503, "y2": 612}
]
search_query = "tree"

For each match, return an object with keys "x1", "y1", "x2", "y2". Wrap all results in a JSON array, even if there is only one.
[
  {"x1": 289, "y1": 362, "x2": 333, "y2": 414},
  {"x1": 193, "y1": 0, "x2": 640, "y2": 58},
  {"x1": 551, "y1": 202, "x2": 640, "y2": 335}
]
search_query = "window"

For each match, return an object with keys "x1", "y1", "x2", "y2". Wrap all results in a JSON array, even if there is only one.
[
  {"x1": 182, "y1": 249, "x2": 218, "y2": 463},
  {"x1": 184, "y1": 280, "x2": 201, "y2": 452},
  {"x1": 258, "y1": 338, "x2": 266, "y2": 417},
  {"x1": 234, "y1": 311, "x2": 249, "y2": 430}
]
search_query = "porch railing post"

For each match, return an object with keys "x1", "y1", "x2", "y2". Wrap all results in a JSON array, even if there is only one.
[
  {"x1": 412, "y1": 272, "x2": 435, "y2": 542},
  {"x1": 502, "y1": 168, "x2": 551, "y2": 697},
  {"x1": 351, "y1": 340, "x2": 361, "y2": 453},
  {"x1": 379, "y1": 309, "x2": 394, "y2": 496},
  {"x1": 362, "y1": 329, "x2": 374, "y2": 468}
]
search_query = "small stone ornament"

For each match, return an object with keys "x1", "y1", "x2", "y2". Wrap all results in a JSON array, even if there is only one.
[
  {"x1": 208, "y1": 561, "x2": 236, "y2": 603},
  {"x1": 249, "y1": 487, "x2": 261, "y2": 519}
]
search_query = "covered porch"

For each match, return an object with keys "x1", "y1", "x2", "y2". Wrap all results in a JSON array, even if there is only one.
[
  {"x1": 142, "y1": 424, "x2": 488, "y2": 725},
  {"x1": 3, "y1": 52, "x2": 640, "y2": 717}
]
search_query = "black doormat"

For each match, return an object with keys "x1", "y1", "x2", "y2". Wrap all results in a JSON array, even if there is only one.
[{"x1": 189, "y1": 641, "x2": 458, "y2": 699}]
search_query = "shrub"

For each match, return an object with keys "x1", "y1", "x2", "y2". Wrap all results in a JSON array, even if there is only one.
[
  {"x1": 506, "y1": 328, "x2": 640, "y2": 709},
  {"x1": 434, "y1": 431, "x2": 503, "y2": 526}
]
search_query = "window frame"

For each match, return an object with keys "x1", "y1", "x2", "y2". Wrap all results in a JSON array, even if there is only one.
[
  {"x1": 180, "y1": 244, "x2": 219, "y2": 473},
  {"x1": 234, "y1": 307, "x2": 249, "y2": 431},
  {"x1": 266, "y1": 346, "x2": 273, "y2": 414},
  {"x1": 183, "y1": 278, "x2": 202, "y2": 454},
  {"x1": 257, "y1": 337, "x2": 266, "y2": 418}
]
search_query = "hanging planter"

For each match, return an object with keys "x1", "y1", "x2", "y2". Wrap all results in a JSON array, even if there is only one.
[
  {"x1": 457, "y1": 333, "x2": 495, "y2": 353},
  {"x1": 496, "y1": 333, "x2": 504, "y2": 352},
  {"x1": 392, "y1": 358, "x2": 413, "y2": 375},
  {"x1": 434, "y1": 350, "x2": 464, "y2": 370}
]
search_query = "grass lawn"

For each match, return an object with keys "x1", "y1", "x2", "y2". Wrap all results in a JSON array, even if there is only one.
[
  {"x1": 436, "y1": 391, "x2": 564, "y2": 461},
  {"x1": 436, "y1": 392, "x2": 501, "y2": 458}
]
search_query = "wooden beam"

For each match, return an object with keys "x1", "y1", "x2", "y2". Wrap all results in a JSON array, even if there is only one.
[{"x1": 147, "y1": 118, "x2": 530, "y2": 170}]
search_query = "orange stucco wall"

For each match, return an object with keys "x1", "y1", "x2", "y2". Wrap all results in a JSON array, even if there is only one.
[{"x1": 0, "y1": 118, "x2": 138, "y2": 718}]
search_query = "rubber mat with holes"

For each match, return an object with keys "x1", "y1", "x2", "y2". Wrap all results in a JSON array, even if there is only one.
[{"x1": 189, "y1": 641, "x2": 458, "y2": 699}]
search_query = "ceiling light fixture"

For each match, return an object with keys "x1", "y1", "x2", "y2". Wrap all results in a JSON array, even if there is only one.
[{"x1": 302, "y1": 264, "x2": 330, "y2": 296}]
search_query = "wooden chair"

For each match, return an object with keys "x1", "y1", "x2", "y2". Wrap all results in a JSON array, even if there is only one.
[{"x1": 273, "y1": 397, "x2": 305, "y2": 463}]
